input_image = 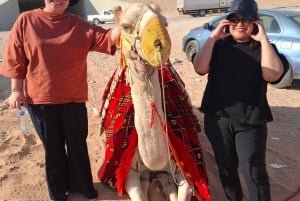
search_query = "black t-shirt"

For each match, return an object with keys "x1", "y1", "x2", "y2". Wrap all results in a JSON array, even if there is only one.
[{"x1": 200, "y1": 36, "x2": 273, "y2": 125}]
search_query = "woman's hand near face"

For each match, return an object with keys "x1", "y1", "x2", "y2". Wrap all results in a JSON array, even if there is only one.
[
  {"x1": 210, "y1": 19, "x2": 231, "y2": 40},
  {"x1": 251, "y1": 20, "x2": 268, "y2": 42},
  {"x1": 193, "y1": 20, "x2": 231, "y2": 75}
]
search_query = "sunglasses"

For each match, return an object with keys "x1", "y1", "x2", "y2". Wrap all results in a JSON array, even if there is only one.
[{"x1": 228, "y1": 18, "x2": 255, "y2": 25}]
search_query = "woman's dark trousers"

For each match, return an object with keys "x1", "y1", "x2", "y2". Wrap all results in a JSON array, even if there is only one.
[
  {"x1": 27, "y1": 103, "x2": 95, "y2": 200},
  {"x1": 204, "y1": 112, "x2": 271, "y2": 201}
]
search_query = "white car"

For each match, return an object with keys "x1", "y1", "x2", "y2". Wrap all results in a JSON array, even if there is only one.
[{"x1": 87, "y1": 10, "x2": 114, "y2": 24}]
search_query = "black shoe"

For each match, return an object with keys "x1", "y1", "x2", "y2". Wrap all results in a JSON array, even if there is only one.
[
  {"x1": 51, "y1": 200, "x2": 67, "y2": 201},
  {"x1": 84, "y1": 189, "x2": 98, "y2": 201},
  {"x1": 51, "y1": 194, "x2": 68, "y2": 201}
]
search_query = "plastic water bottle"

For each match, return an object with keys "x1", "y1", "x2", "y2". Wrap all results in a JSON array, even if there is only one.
[{"x1": 17, "y1": 106, "x2": 30, "y2": 132}]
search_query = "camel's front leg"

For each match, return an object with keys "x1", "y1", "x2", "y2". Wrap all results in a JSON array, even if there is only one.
[
  {"x1": 156, "y1": 172, "x2": 192, "y2": 201},
  {"x1": 176, "y1": 173, "x2": 192, "y2": 201},
  {"x1": 177, "y1": 180, "x2": 192, "y2": 201},
  {"x1": 156, "y1": 172, "x2": 178, "y2": 201},
  {"x1": 125, "y1": 169, "x2": 148, "y2": 201}
]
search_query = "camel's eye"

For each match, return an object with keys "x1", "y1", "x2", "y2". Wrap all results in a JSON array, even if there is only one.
[{"x1": 121, "y1": 23, "x2": 134, "y2": 34}]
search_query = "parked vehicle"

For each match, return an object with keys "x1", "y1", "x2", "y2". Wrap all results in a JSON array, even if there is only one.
[
  {"x1": 182, "y1": 9, "x2": 300, "y2": 88},
  {"x1": 177, "y1": 0, "x2": 231, "y2": 17},
  {"x1": 87, "y1": 10, "x2": 114, "y2": 24}
]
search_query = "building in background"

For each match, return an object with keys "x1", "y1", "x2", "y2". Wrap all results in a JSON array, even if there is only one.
[{"x1": 0, "y1": 0, "x2": 130, "y2": 31}]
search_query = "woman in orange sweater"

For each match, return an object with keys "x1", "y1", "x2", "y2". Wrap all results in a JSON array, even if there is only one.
[{"x1": 0, "y1": 0, "x2": 120, "y2": 200}]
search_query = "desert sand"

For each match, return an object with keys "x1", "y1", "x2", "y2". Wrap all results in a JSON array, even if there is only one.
[{"x1": 0, "y1": 1, "x2": 300, "y2": 201}]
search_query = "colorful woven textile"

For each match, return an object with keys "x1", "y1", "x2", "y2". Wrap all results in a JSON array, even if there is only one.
[{"x1": 98, "y1": 61, "x2": 210, "y2": 201}]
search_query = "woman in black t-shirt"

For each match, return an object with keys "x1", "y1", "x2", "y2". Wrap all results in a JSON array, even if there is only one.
[{"x1": 192, "y1": 0, "x2": 286, "y2": 201}]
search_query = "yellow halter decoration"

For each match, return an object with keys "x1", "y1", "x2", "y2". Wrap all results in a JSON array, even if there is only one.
[
  {"x1": 120, "y1": 12, "x2": 171, "y2": 68},
  {"x1": 139, "y1": 16, "x2": 171, "y2": 67}
]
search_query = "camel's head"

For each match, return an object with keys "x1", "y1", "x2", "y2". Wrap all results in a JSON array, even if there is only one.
[{"x1": 114, "y1": 3, "x2": 171, "y2": 67}]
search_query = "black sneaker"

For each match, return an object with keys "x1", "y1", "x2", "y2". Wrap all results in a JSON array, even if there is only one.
[
  {"x1": 51, "y1": 197, "x2": 68, "y2": 201},
  {"x1": 51, "y1": 194, "x2": 68, "y2": 201},
  {"x1": 84, "y1": 189, "x2": 98, "y2": 201}
]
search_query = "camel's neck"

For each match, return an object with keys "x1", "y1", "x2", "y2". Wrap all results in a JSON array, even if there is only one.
[{"x1": 127, "y1": 60, "x2": 169, "y2": 170}]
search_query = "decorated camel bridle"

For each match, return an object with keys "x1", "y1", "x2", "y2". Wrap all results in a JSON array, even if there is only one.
[{"x1": 119, "y1": 6, "x2": 171, "y2": 128}]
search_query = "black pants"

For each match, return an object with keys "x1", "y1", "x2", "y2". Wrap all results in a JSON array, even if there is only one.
[
  {"x1": 27, "y1": 103, "x2": 94, "y2": 200},
  {"x1": 204, "y1": 112, "x2": 271, "y2": 201}
]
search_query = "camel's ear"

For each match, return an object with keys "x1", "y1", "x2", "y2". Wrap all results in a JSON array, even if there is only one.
[
  {"x1": 149, "y1": 3, "x2": 161, "y2": 14},
  {"x1": 113, "y1": 5, "x2": 122, "y2": 25},
  {"x1": 149, "y1": 3, "x2": 167, "y2": 27}
]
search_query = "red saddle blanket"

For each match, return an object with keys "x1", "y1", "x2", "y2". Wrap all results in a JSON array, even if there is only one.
[{"x1": 97, "y1": 62, "x2": 210, "y2": 201}]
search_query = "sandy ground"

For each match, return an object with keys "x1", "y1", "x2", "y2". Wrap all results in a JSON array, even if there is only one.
[{"x1": 0, "y1": 1, "x2": 300, "y2": 201}]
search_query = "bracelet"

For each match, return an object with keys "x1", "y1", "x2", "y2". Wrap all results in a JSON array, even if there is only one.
[{"x1": 12, "y1": 88, "x2": 23, "y2": 92}]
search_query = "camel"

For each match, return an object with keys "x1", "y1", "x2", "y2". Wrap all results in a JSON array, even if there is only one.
[{"x1": 98, "y1": 3, "x2": 210, "y2": 201}]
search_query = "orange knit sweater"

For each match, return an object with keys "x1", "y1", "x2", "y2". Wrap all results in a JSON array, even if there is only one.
[{"x1": 0, "y1": 8, "x2": 116, "y2": 104}]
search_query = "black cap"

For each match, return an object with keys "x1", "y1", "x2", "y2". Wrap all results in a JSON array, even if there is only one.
[{"x1": 228, "y1": 0, "x2": 258, "y2": 19}]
